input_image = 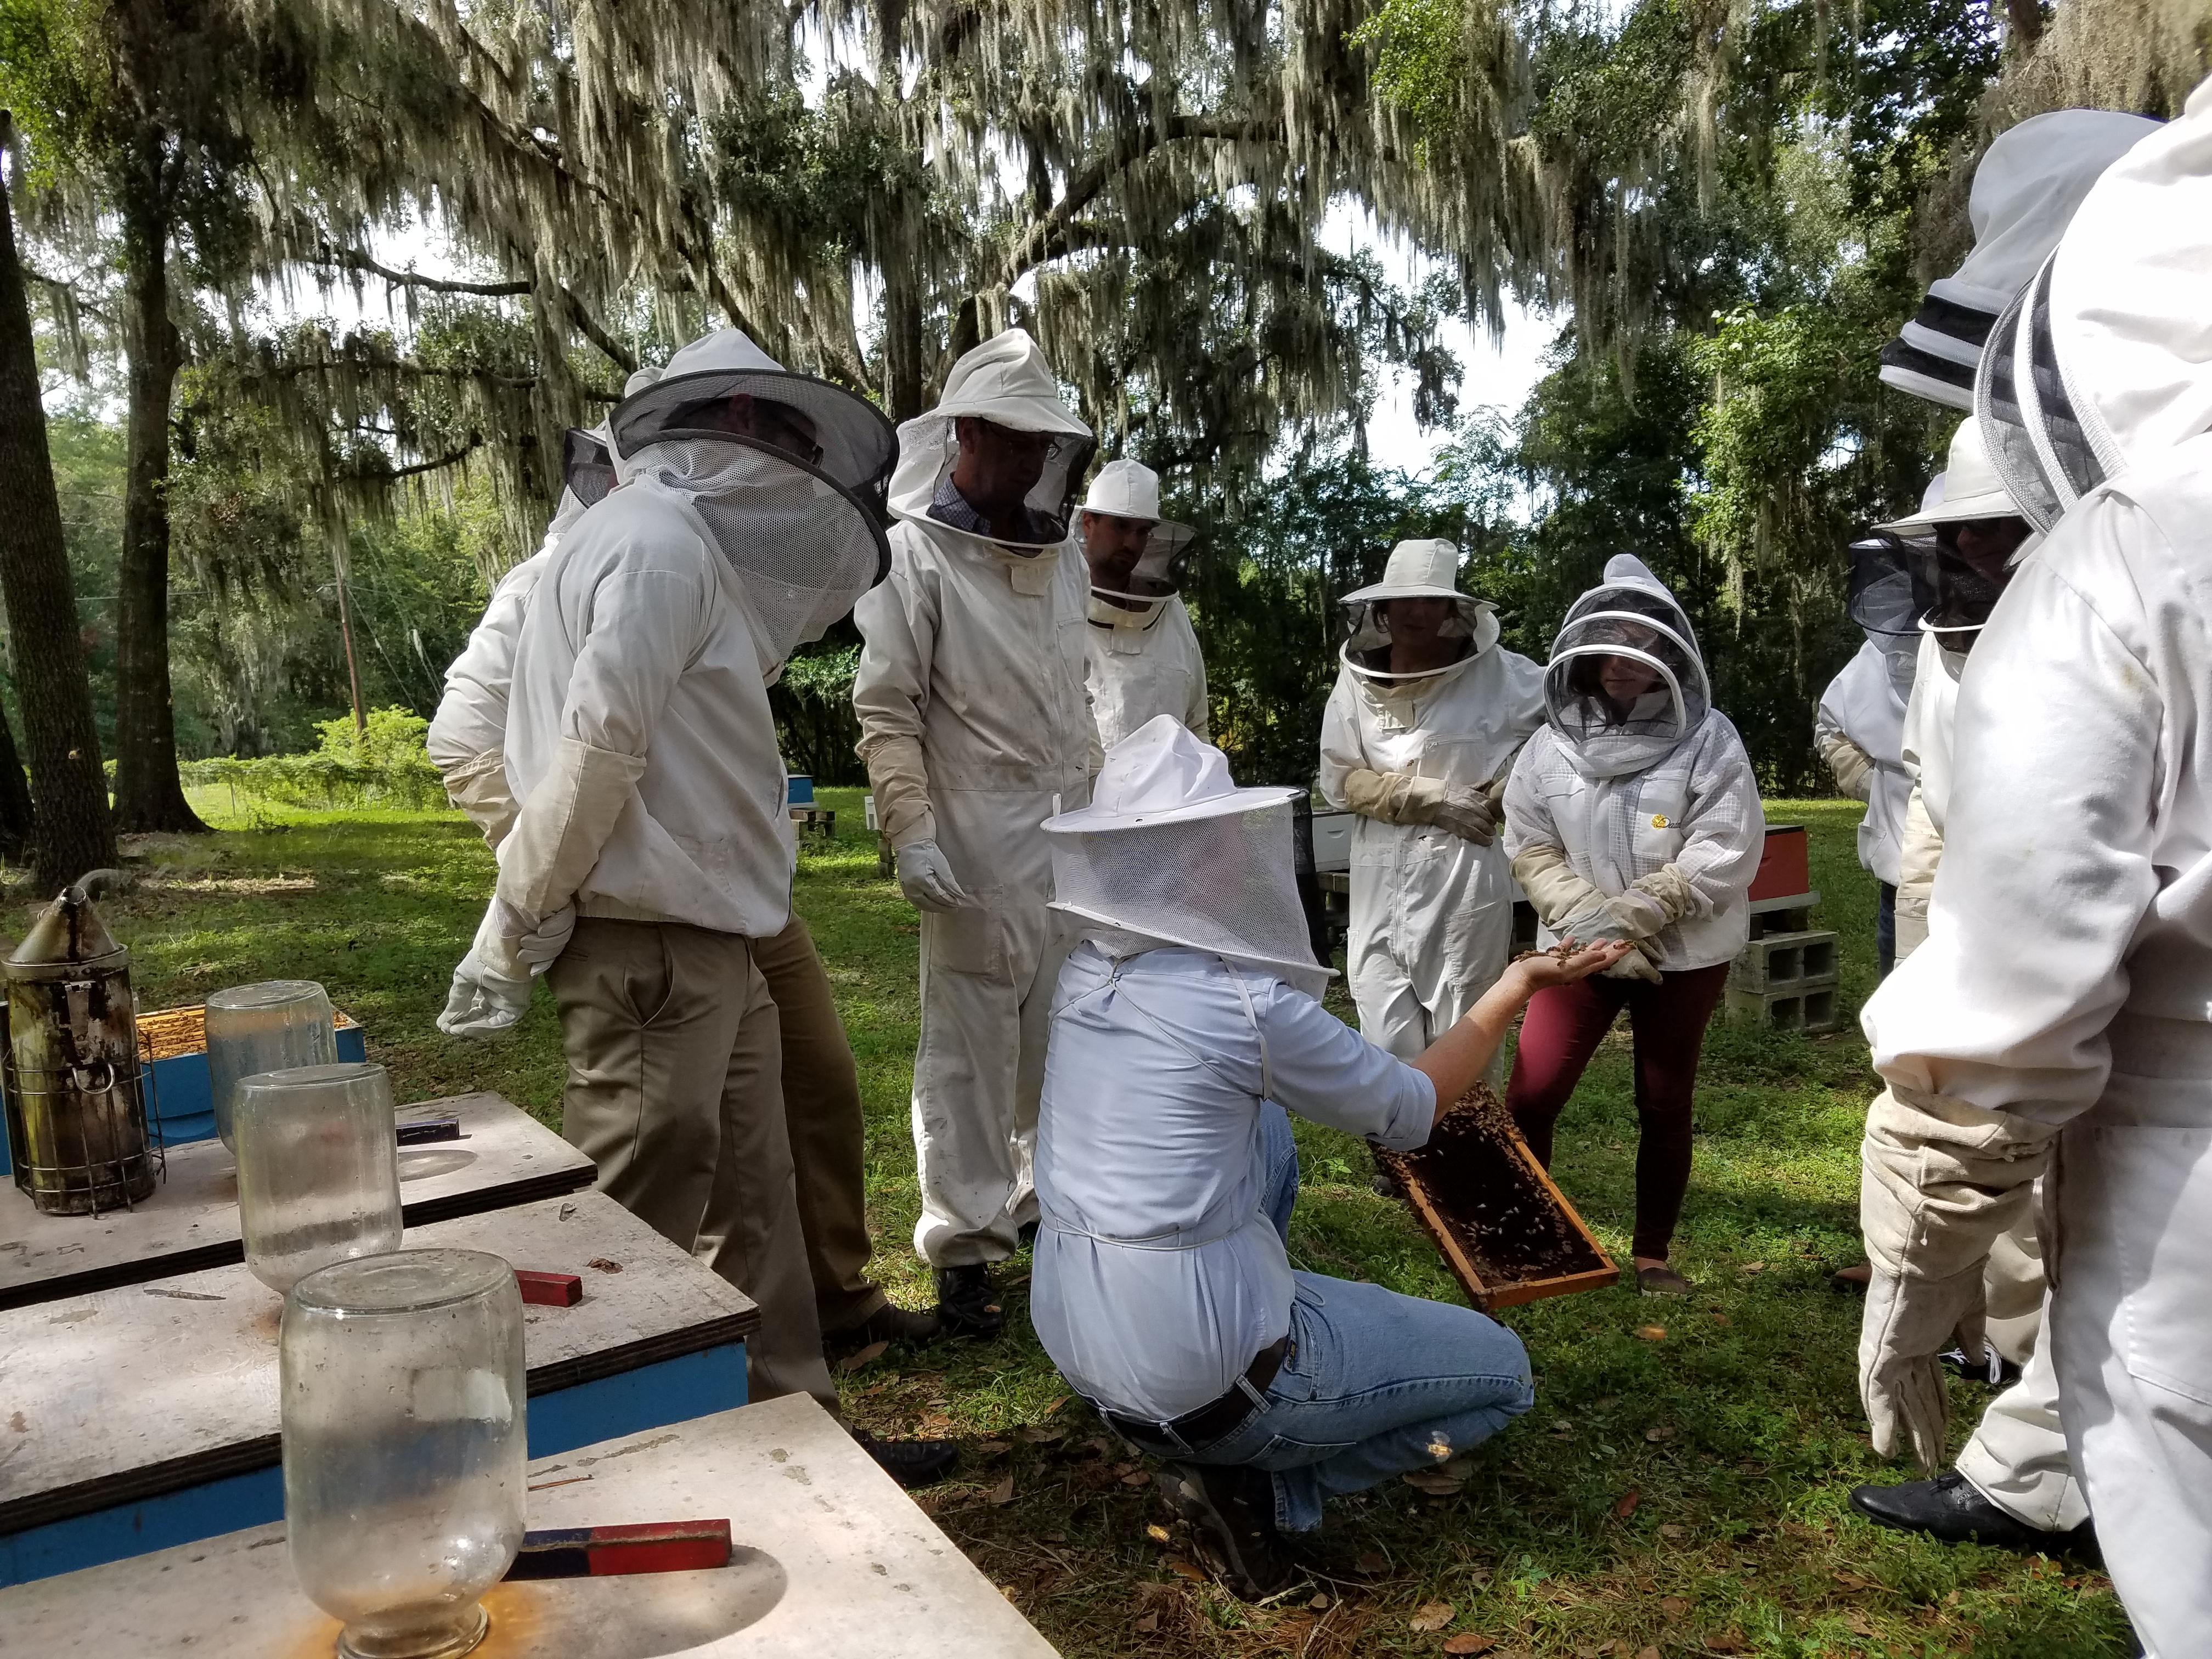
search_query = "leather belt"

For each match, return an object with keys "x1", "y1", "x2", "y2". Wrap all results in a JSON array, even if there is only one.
[{"x1": 1103, "y1": 1338, "x2": 1288, "y2": 1453}]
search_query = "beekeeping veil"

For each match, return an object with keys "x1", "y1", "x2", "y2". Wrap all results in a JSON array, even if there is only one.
[
  {"x1": 1847, "y1": 532, "x2": 1934, "y2": 700},
  {"x1": 1338, "y1": 539, "x2": 1500, "y2": 686},
  {"x1": 1041, "y1": 715, "x2": 1333, "y2": 997},
  {"x1": 1977, "y1": 83, "x2": 2212, "y2": 535},
  {"x1": 887, "y1": 329, "x2": 1096, "y2": 554},
  {"x1": 1875, "y1": 421, "x2": 2024, "y2": 650},
  {"x1": 1543, "y1": 555, "x2": 1709, "y2": 780},
  {"x1": 1082, "y1": 459, "x2": 1198, "y2": 627},
  {"x1": 608, "y1": 330, "x2": 897, "y2": 669},
  {"x1": 1879, "y1": 109, "x2": 2163, "y2": 410}
]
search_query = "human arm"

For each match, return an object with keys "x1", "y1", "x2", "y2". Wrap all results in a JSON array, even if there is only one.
[
  {"x1": 851, "y1": 560, "x2": 938, "y2": 847},
  {"x1": 1409, "y1": 942, "x2": 1634, "y2": 1122},
  {"x1": 1891, "y1": 781, "x2": 1942, "y2": 961},
  {"x1": 1816, "y1": 671, "x2": 1875, "y2": 802},
  {"x1": 494, "y1": 566, "x2": 690, "y2": 934},
  {"x1": 428, "y1": 558, "x2": 544, "y2": 847}
]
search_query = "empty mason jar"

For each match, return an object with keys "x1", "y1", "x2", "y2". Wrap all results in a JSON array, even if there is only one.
[
  {"x1": 206, "y1": 980, "x2": 336, "y2": 1150},
  {"x1": 283, "y1": 1249, "x2": 526, "y2": 1659},
  {"x1": 235, "y1": 1062, "x2": 403, "y2": 1294}
]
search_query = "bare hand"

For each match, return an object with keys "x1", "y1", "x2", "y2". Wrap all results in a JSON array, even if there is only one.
[{"x1": 1514, "y1": 938, "x2": 1635, "y2": 991}]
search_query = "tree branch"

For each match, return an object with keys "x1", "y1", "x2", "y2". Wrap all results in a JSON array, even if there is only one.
[
  {"x1": 310, "y1": 247, "x2": 532, "y2": 297},
  {"x1": 556, "y1": 285, "x2": 637, "y2": 375},
  {"x1": 363, "y1": 438, "x2": 484, "y2": 482},
  {"x1": 1002, "y1": 114, "x2": 1286, "y2": 284}
]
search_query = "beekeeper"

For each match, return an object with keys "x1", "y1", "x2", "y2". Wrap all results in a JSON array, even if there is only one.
[
  {"x1": 1317, "y1": 539, "x2": 1546, "y2": 1060},
  {"x1": 1845, "y1": 103, "x2": 2160, "y2": 1566},
  {"x1": 1813, "y1": 537, "x2": 1918, "y2": 975},
  {"x1": 1858, "y1": 93, "x2": 2211, "y2": 1651},
  {"x1": 1030, "y1": 715, "x2": 1627, "y2": 1600},
  {"x1": 424, "y1": 347, "x2": 949, "y2": 1428},
  {"x1": 1502, "y1": 555, "x2": 1764, "y2": 1296},
  {"x1": 499, "y1": 329, "x2": 899, "y2": 1420},
  {"x1": 851, "y1": 329, "x2": 1098, "y2": 1336},
  {"x1": 1079, "y1": 458, "x2": 1209, "y2": 747}
]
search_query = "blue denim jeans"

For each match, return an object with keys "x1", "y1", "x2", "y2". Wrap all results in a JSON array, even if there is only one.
[{"x1": 1182, "y1": 1104, "x2": 1536, "y2": 1532}]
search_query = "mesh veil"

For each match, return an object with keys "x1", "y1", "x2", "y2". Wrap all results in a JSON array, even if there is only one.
[
  {"x1": 623, "y1": 438, "x2": 890, "y2": 669},
  {"x1": 1049, "y1": 803, "x2": 1331, "y2": 996},
  {"x1": 1977, "y1": 258, "x2": 2106, "y2": 535},
  {"x1": 1543, "y1": 580, "x2": 1709, "y2": 778},
  {"x1": 1090, "y1": 522, "x2": 1198, "y2": 607}
]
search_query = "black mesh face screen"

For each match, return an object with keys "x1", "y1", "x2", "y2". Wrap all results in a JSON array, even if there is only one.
[{"x1": 564, "y1": 428, "x2": 616, "y2": 506}]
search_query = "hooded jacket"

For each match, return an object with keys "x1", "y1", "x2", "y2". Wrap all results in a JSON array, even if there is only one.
[
  {"x1": 1503, "y1": 556, "x2": 1764, "y2": 971},
  {"x1": 851, "y1": 331, "x2": 1098, "y2": 850}
]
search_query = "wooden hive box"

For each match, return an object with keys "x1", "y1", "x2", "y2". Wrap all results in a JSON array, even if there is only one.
[{"x1": 1373, "y1": 1082, "x2": 1616, "y2": 1310}]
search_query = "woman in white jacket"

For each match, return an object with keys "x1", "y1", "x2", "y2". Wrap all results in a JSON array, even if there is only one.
[{"x1": 1502, "y1": 555, "x2": 1765, "y2": 1295}]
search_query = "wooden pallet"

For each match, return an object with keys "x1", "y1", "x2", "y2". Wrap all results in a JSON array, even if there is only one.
[{"x1": 1373, "y1": 1084, "x2": 1616, "y2": 1311}]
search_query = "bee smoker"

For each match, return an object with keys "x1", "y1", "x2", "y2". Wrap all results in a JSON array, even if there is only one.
[{"x1": 3, "y1": 871, "x2": 159, "y2": 1214}]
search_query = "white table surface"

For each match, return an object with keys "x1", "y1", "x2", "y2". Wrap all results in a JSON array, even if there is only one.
[
  {"x1": 0, "y1": 1092, "x2": 596, "y2": 1308},
  {"x1": 1, "y1": 1190, "x2": 758, "y2": 1533},
  {"x1": 0, "y1": 1394, "x2": 1060, "y2": 1658}
]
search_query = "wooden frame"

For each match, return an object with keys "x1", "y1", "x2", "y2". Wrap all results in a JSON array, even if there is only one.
[{"x1": 1374, "y1": 1085, "x2": 1616, "y2": 1312}]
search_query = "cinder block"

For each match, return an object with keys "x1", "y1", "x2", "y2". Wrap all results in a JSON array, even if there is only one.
[{"x1": 1729, "y1": 929, "x2": 1839, "y2": 994}]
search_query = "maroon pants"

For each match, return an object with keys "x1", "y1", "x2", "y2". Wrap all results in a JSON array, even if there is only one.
[{"x1": 1504, "y1": 961, "x2": 1731, "y2": 1262}]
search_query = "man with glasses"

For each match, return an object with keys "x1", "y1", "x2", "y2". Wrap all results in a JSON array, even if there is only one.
[{"x1": 853, "y1": 330, "x2": 1099, "y2": 1337}]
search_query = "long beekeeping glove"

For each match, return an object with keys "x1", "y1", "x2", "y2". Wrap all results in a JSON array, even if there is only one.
[
  {"x1": 1511, "y1": 843, "x2": 1605, "y2": 932},
  {"x1": 1893, "y1": 784, "x2": 1942, "y2": 961},
  {"x1": 894, "y1": 840, "x2": 973, "y2": 913},
  {"x1": 439, "y1": 896, "x2": 563, "y2": 1036},
  {"x1": 1342, "y1": 768, "x2": 1447, "y2": 825},
  {"x1": 862, "y1": 732, "x2": 936, "y2": 849},
  {"x1": 1858, "y1": 1082, "x2": 2052, "y2": 1471},
  {"x1": 1819, "y1": 730, "x2": 1875, "y2": 803},
  {"x1": 493, "y1": 736, "x2": 642, "y2": 976},
  {"x1": 438, "y1": 747, "x2": 521, "y2": 849},
  {"x1": 1516, "y1": 845, "x2": 1664, "y2": 982},
  {"x1": 1430, "y1": 783, "x2": 1500, "y2": 844}
]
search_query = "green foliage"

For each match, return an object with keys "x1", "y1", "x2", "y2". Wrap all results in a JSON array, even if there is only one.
[
  {"x1": 769, "y1": 637, "x2": 866, "y2": 786},
  {"x1": 177, "y1": 706, "x2": 445, "y2": 812}
]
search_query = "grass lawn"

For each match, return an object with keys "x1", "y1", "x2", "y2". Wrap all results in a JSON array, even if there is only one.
[{"x1": 67, "y1": 786, "x2": 2131, "y2": 1657}]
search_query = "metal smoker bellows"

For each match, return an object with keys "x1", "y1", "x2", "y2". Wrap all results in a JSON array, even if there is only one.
[{"x1": 2, "y1": 871, "x2": 161, "y2": 1214}]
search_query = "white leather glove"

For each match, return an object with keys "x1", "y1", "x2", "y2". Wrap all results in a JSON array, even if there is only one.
[
  {"x1": 895, "y1": 840, "x2": 973, "y2": 913},
  {"x1": 1601, "y1": 889, "x2": 1673, "y2": 938},
  {"x1": 1431, "y1": 784, "x2": 1500, "y2": 844},
  {"x1": 437, "y1": 949, "x2": 533, "y2": 1036},
  {"x1": 1600, "y1": 941, "x2": 1664, "y2": 983},
  {"x1": 1860, "y1": 1264, "x2": 1988, "y2": 1472},
  {"x1": 489, "y1": 895, "x2": 575, "y2": 969}
]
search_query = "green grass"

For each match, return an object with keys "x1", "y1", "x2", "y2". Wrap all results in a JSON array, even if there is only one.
[{"x1": 71, "y1": 788, "x2": 2131, "y2": 1657}]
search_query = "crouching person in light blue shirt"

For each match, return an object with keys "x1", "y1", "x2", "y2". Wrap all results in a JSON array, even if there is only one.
[{"x1": 1031, "y1": 716, "x2": 1629, "y2": 1600}]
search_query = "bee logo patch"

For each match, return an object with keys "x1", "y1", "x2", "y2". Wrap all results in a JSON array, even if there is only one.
[{"x1": 1650, "y1": 814, "x2": 1669, "y2": 828}]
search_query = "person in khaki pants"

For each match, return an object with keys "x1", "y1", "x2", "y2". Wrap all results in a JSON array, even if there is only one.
[{"x1": 478, "y1": 329, "x2": 954, "y2": 1485}]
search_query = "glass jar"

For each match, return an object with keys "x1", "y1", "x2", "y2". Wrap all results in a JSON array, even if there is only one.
[
  {"x1": 283, "y1": 1249, "x2": 527, "y2": 1659},
  {"x1": 206, "y1": 980, "x2": 336, "y2": 1150},
  {"x1": 235, "y1": 1062, "x2": 403, "y2": 1294}
]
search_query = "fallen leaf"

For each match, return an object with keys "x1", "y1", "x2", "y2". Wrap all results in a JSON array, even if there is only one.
[
  {"x1": 1168, "y1": 1559, "x2": 1209, "y2": 1582},
  {"x1": 836, "y1": 1340, "x2": 889, "y2": 1374},
  {"x1": 1844, "y1": 1613, "x2": 1877, "y2": 1637},
  {"x1": 974, "y1": 1440, "x2": 1011, "y2": 1455},
  {"x1": 1638, "y1": 1649, "x2": 1662, "y2": 1659},
  {"x1": 1659, "y1": 1523, "x2": 1686, "y2": 1541},
  {"x1": 1635, "y1": 1324, "x2": 1667, "y2": 1341},
  {"x1": 1595, "y1": 1396, "x2": 1621, "y2": 1410},
  {"x1": 1644, "y1": 1425, "x2": 1677, "y2": 1442},
  {"x1": 1408, "y1": 1601, "x2": 1455, "y2": 1633},
  {"x1": 1045, "y1": 1394, "x2": 1068, "y2": 1413},
  {"x1": 1356, "y1": 1550, "x2": 1390, "y2": 1575},
  {"x1": 1041, "y1": 1531, "x2": 1066, "y2": 1544},
  {"x1": 1658, "y1": 1595, "x2": 1690, "y2": 1621},
  {"x1": 1709, "y1": 1313, "x2": 1731, "y2": 1326},
  {"x1": 1120, "y1": 1470, "x2": 1150, "y2": 1487},
  {"x1": 1146, "y1": 1523, "x2": 1171, "y2": 1544},
  {"x1": 1740, "y1": 1261, "x2": 1764, "y2": 1273},
  {"x1": 1310, "y1": 1592, "x2": 1331, "y2": 1610},
  {"x1": 998, "y1": 1584, "x2": 1018, "y2": 1602},
  {"x1": 1550, "y1": 1419, "x2": 1573, "y2": 1433},
  {"x1": 1111, "y1": 1462, "x2": 1136, "y2": 1476},
  {"x1": 1613, "y1": 1488, "x2": 1641, "y2": 1518},
  {"x1": 1443, "y1": 1637, "x2": 1495, "y2": 1656},
  {"x1": 1402, "y1": 1469, "x2": 1466, "y2": 1496},
  {"x1": 1133, "y1": 1612, "x2": 1158, "y2": 1633},
  {"x1": 1016, "y1": 1425, "x2": 1066, "y2": 1443},
  {"x1": 1833, "y1": 1571, "x2": 1875, "y2": 1592},
  {"x1": 585, "y1": 1257, "x2": 623, "y2": 1273},
  {"x1": 986, "y1": 1475, "x2": 1015, "y2": 1505},
  {"x1": 1705, "y1": 1635, "x2": 1750, "y2": 1655}
]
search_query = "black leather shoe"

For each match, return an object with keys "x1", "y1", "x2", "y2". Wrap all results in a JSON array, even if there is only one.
[
  {"x1": 849, "y1": 1426, "x2": 958, "y2": 1489},
  {"x1": 1849, "y1": 1470, "x2": 2098, "y2": 1559},
  {"x1": 823, "y1": 1301, "x2": 946, "y2": 1356},
  {"x1": 933, "y1": 1263, "x2": 1006, "y2": 1338},
  {"x1": 1154, "y1": 1462, "x2": 1297, "y2": 1602}
]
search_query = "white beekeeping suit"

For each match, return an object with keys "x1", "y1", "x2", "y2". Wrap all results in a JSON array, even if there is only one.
[
  {"x1": 428, "y1": 402, "x2": 640, "y2": 1037},
  {"x1": 1813, "y1": 640, "x2": 1909, "y2": 887},
  {"x1": 1080, "y1": 460, "x2": 1209, "y2": 747},
  {"x1": 1318, "y1": 539, "x2": 1545, "y2": 1057},
  {"x1": 500, "y1": 328, "x2": 898, "y2": 1406},
  {"x1": 1859, "y1": 91, "x2": 2212, "y2": 1651},
  {"x1": 851, "y1": 329, "x2": 1098, "y2": 1312}
]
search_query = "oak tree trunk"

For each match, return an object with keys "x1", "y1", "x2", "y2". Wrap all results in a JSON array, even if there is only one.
[
  {"x1": 109, "y1": 124, "x2": 205, "y2": 833},
  {"x1": 0, "y1": 119, "x2": 120, "y2": 891}
]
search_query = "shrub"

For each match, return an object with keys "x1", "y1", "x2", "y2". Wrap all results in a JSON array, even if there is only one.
[{"x1": 180, "y1": 707, "x2": 450, "y2": 813}]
